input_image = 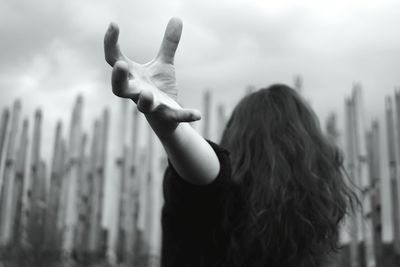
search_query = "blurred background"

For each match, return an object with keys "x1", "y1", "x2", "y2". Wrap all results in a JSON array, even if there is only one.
[{"x1": 1, "y1": 0, "x2": 400, "y2": 266}]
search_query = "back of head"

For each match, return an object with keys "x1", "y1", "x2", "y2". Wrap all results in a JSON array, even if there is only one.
[{"x1": 220, "y1": 84, "x2": 356, "y2": 267}]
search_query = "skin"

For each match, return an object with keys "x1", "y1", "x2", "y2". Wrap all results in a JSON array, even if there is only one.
[{"x1": 104, "y1": 17, "x2": 220, "y2": 185}]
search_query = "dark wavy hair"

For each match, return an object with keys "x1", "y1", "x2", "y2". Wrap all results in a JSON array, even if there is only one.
[{"x1": 219, "y1": 84, "x2": 357, "y2": 267}]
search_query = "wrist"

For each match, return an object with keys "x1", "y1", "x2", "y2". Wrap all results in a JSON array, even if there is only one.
[{"x1": 145, "y1": 113, "x2": 179, "y2": 138}]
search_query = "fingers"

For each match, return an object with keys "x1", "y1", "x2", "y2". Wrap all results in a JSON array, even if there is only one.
[
  {"x1": 112, "y1": 61, "x2": 130, "y2": 97},
  {"x1": 137, "y1": 90, "x2": 155, "y2": 113},
  {"x1": 136, "y1": 94, "x2": 201, "y2": 122},
  {"x1": 104, "y1": 22, "x2": 126, "y2": 66},
  {"x1": 170, "y1": 108, "x2": 201, "y2": 122},
  {"x1": 156, "y1": 17, "x2": 183, "y2": 64}
]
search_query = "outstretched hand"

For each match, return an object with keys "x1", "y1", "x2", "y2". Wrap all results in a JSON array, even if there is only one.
[{"x1": 104, "y1": 17, "x2": 201, "y2": 123}]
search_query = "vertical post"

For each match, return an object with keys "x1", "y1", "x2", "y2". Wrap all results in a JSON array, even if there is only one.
[
  {"x1": 37, "y1": 159, "x2": 47, "y2": 238},
  {"x1": 97, "y1": 109, "x2": 109, "y2": 255},
  {"x1": 367, "y1": 121, "x2": 383, "y2": 265},
  {"x1": 0, "y1": 100, "x2": 21, "y2": 246},
  {"x1": 0, "y1": 108, "x2": 10, "y2": 180},
  {"x1": 79, "y1": 155, "x2": 91, "y2": 252},
  {"x1": 202, "y1": 90, "x2": 211, "y2": 140},
  {"x1": 27, "y1": 108, "x2": 44, "y2": 248},
  {"x1": 117, "y1": 146, "x2": 129, "y2": 262},
  {"x1": 386, "y1": 96, "x2": 400, "y2": 254},
  {"x1": 394, "y1": 89, "x2": 400, "y2": 256},
  {"x1": 345, "y1": 97, "x2": 359, "y2": 267},
  {"x1": 325, "y1": 112, "x2": 339, "y2": 144},
  {"x1": 131, "y1": 109, "x2": 139, "y2": 172},
  {"x1": 136, "y1": 149, "x2": 148, "y2": 266},
  {"x1": 147, "y1": 136, "x2": 164, "y2": 267},
  {"x1": 139, "y1": 124, "x2": 154, "y2": 266},
  {"x1": 63, "y1": 95, "x2": 83, "y2": 251},
  {"x1": 146, "y1": 125, "x2": 158, "y2": 267},
  {"x1": 294, "y1": 75, "x2": 302, "y2": 94},
  {"x1": 116, "y1": 100, "x2": 129, "y2": 262},
  {"x1": 126, "y1": 108, "x2": 140, "y2": 265},
  {"x1": 45, "y1": 121, "x2": 63, "y2": 249},
  {"x1": 35, "y1": 159, "x2": 47, "y2": 249},
  {"x1": 74, "y1": 133, "x2": 88, "y2": 254},
  {"x1": 352, "y1": 85, "x2": 375, "y2": 267},
  {"x1": 88, "y1": 120, "x2": 101, "y2": 253},
  {"x1": 55, "y1": 138, "x2": 67, "y2": 248},
  {"x1": 11, "y1": 118, "x2": 29, "y2": 247}
]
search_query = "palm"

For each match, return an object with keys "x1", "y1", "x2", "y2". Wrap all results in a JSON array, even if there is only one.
[
  {"x1": 127, "y1": 59, "x2": 178, "y2": 108},
  {"x1": 142, "y1": 60, "x2": 177, "y2": 100},
  {"x1": 104, "y1": 18, "x2": 197, "y2": 121}
]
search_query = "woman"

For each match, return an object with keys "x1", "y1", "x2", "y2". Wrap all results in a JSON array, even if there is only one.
[{"x1": 104, "y1": 18, "x2": 357, "y2": 267}]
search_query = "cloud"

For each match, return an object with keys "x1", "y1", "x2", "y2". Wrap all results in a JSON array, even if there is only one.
[{"x1": 0, "y1": 0, "x2": 74, "y2": 70}]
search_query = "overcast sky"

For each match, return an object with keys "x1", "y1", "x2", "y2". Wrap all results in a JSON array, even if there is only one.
[{"x1": 1, "y1": 0, "x2": 400, "y2": 243}]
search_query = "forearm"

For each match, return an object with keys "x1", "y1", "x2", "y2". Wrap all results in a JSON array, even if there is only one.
[{"x1": 146, "y1": 114, "x2": 220, "y2": 185}]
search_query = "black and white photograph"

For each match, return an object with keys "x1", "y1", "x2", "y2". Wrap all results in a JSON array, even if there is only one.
[{"x1": 0, "y1": 0, "x2": 400, "y2": 266}]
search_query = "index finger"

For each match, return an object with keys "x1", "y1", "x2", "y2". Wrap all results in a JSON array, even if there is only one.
[
  {"x1": 104, "y1": 22, "x2": 127, "y2": 66},
  {"x1": 156, "y1": 17, "x2": 183, "y2": 64}
]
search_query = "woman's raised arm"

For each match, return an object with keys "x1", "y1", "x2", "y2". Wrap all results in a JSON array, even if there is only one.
[{"x1": 104, "y1": 17, "x2": 220, "y2": 185}]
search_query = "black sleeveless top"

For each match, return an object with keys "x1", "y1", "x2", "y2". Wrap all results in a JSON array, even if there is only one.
[{"x1": 161, "y1": 140, "x2": 232, "y2": 267}]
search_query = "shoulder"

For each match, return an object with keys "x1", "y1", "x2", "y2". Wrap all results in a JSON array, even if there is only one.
[{"x1": 162, "y1": 139, "x2": 232, "y2": 208}]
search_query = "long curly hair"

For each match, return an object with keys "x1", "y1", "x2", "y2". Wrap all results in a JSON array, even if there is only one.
[{"x1": 219, "y1": 84, "x2": 357, "y2": 267}]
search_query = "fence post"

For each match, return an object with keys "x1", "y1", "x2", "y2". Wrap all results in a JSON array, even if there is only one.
[
  {"x1": 45, "y1": 121, "x2": 63, "y2": 249},
  {"x1": 386, "y1": 96, "x2": 400, "y2": 255},
  {"x1": 74, "y1": 133, "x2": 88, "y2": 254},
  {"x1": 0, "y1": 108, "x2": 10, "y2": 180},
  {"x1": 88, "y1": 119, "x2": 101, "y2": 253},
  {"x1": 0, "y1": 100, "x2": 21, "y2": 246},
  {"x1": 367, "y1": 120, "x2": 383, "y2": 265},
  {"x1": 126, "y1": 107, "x2": 139, "y2": 265},
  {"x1": 11, "y1": 118, "x2": 29, "y2": 247},
  {"x1": 203, "y1": 90, "x2": 211, "y2": 140},
  {"x1": 27, "y1": 108, "x2": 45, "y2": 249},
  {"x1": 63, "y1": 95, "x2": 83, "y2": 252},
  {"x1": 98, "y1": 109, "x2": 109, "y2": 255},
  {"x1": 352, "y1": 85, "x2": 376, "y2": 267},
  {"x1": 294, "y1": 75, "x2": 303, "y2": 93},
  {"x1": 345, "y1": 97, "x2": 360, "y2": 267},
  {"x1": 116, "y1": 100, "x2": 129, "y2": 262},
  {"x1": 56, "y1": 138, "x2": 67, "y2": 247}
]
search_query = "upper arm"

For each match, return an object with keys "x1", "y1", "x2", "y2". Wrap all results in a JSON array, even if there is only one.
[
  {"x1": 162, "y1": 139, "x2": 231, "y2": 208},
  {"x1": 158, "y1": 122, "x2": 221, "y2": 185}
]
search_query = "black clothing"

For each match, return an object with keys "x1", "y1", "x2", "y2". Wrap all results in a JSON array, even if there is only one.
[{"x1": 161, "y1": 140, "x2": 232, "y2": 267}]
